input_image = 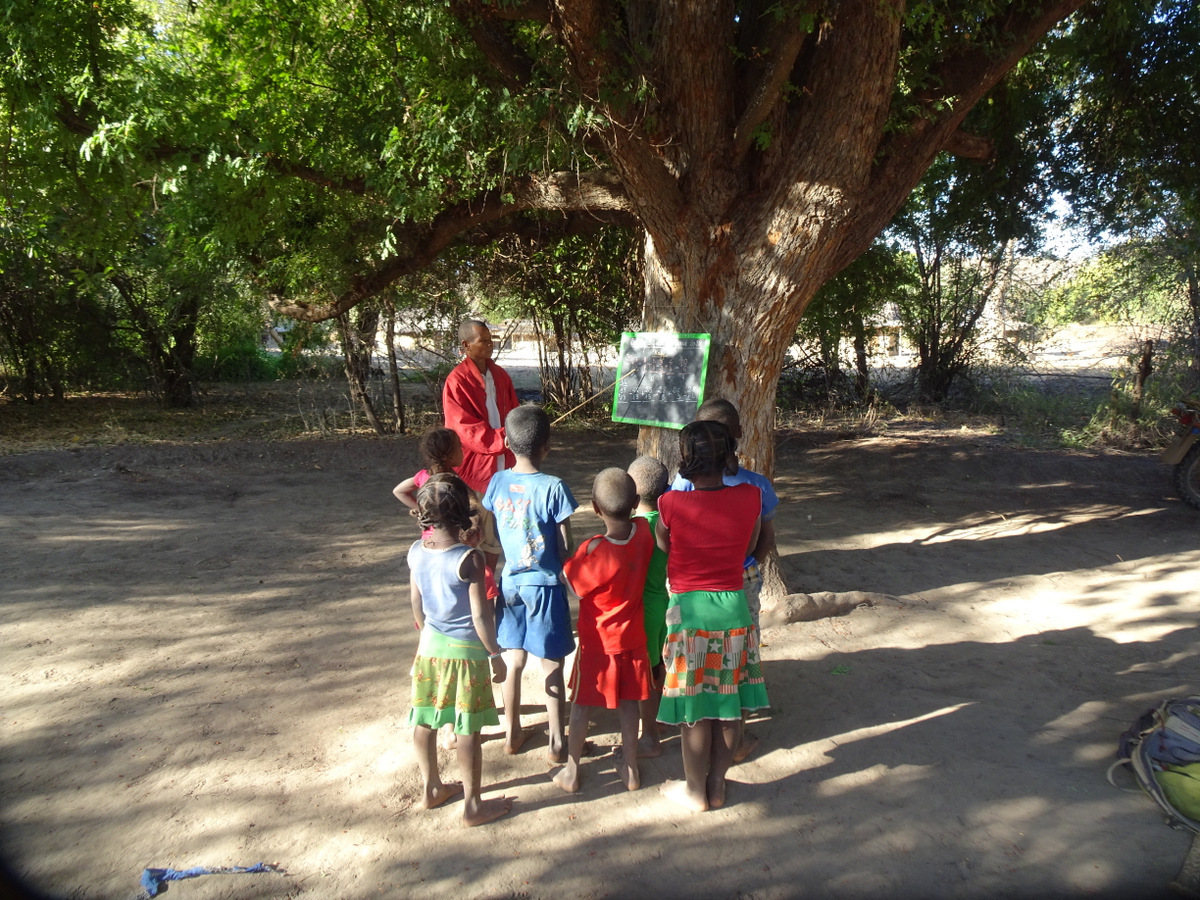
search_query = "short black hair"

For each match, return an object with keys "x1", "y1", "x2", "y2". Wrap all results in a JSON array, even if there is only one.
[
  {"x1": 627, "y1": 455, "x2": 668, "y2": 502},
  {"x1": 458, "y1": 319, "x2": 489, "y2": 342},
  {"x1": 677, "y1": 420, "x2": 737, "y2": 480},
  {"x1": 695, "y1": 398, "x2": 740, "y2": 432},
  {"x1": 415, "y1": 473, "x2": 474, "y2": 533},
  {"x1": 505, "y1": 404, "x2": 550, "y2": 458},
  {"x1": 592, "y1": 468, "x2": 638, "y2": 518}
]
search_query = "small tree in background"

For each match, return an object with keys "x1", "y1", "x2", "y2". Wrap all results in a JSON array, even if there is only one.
[
  {"x1": 794, "y1": 244, "x2": 916, "y2": 406},
  {"x1": 476, "y1": 229, "x2": 640, "y2": 415}
]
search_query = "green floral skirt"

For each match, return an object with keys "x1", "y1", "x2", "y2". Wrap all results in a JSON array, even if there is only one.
[
  {"x1": 407, "y1": 628, "x2": 500, "y2": 735},
  {"x1": 657, "y1": 589, "x2": 769, "y2": 725}
]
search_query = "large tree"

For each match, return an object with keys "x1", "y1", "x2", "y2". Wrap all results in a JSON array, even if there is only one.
[
  {"x1": 8, "y1": 0, "x2": 1088, "y2": 446},
  {"x1": 6, "y1": 0, "x2": 1091, "y2": 596}
]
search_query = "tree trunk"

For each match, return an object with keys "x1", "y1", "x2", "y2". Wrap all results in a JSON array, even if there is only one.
[
  {"x1": 636, "y1": 223, "x2": 838, "y2": 603},
  {"x1": 384, "y1": 301, "x2": 406, "y2": 434},
  {"x1": 1130, "y1": 338, "x2": 1154, "y2": 422},
  {"x1": 851, "y1": 308, "x2": 871, "y2": 401},
  {"x1": 336, "y1": 309, "x2": 388, "y2": 435},
  {"x1": 162, "y1": 292, "x2": 200, "y2": 409}
]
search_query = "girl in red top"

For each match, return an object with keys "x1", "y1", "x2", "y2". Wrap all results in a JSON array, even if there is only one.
[{"x1": 656, "y1": 420, "x2": 768, "y2": 811}]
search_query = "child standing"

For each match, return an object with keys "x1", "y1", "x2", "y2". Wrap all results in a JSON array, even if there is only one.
[
  {"x1": 395, "y1": 426, "x2": 500, "y2": 601},
  {"x1": 669, "y1": 398, "x2": 779, "y2": 761},
  {"x1": 657, "y1": 420, "x2": 768, "y2": 812},
  {"x1": 406, "y1": 473, "x2": 511, "y2": 827},
  {"x1": 482, "y1": 405, "x2": 577, "y2": 762},
  {"x1": 627, "y1": 455, "x2": 670, "y2": 758},
  {"x1": 555, "y1": 468, "x2": 655, "y2": 793},
  {"x1": 394, "y1": 427, "x2": 462, "y2": 513}
]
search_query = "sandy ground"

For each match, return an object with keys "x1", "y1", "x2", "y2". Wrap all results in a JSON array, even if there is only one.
[{"x1": 2, "y1": 424, "x2": 1199, "y2": 900}]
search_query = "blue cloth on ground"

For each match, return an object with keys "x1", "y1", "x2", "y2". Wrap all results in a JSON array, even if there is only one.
[{"x1": 136, "y1": 862, "x2": 281, "y2": 898}]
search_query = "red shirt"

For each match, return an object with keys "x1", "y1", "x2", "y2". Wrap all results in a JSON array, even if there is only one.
[
  {"x1": 442, "y1": 358, "x2": 519, "y2": 494},
  {"x1": 563, "y1": 518, "x2": 654, "y2": 654},
  {"x1": 658, "y1": 483, "x2": 760, "y2": 592}
]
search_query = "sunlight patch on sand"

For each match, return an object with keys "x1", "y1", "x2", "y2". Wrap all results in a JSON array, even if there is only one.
[{"x1": 815, "y1": 762, "x2": 937, "y2": 798}]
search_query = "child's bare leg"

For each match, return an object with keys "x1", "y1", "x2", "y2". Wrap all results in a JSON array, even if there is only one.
[
  {"x1": 413, "y1": 725, "x2": 462, "y2": 809},
  {"x1": 638, "y1": 664, "x2": 665, "y2": 757},
  {"x1": 617, "y1": 700, "x2": 641, "y2": 791},
  {"x1": 502, "y1": 649, "x2": 530, "y2": 754},
  {"x1": 707, "y1": 719, "x2": 742, "y2": 809},
  {"x1": 541, "y1": 656, "x2": 567, "y2": 763},
  {"x1": 455, "y1": 732, "x2": 511, "y2": 826},
  {"x1": 732, "y1": 710, "x2": 758, "y2": 762},
  {"x1": 661, "y1": 721, "x2": 709, "y2": 812},
  {"x1": 552, "y1": 702, "x2": 591, "y2": 793}
]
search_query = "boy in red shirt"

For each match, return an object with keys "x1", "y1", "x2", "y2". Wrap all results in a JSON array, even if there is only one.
[{"x1": 555, "y1": 468, "x2": 655, "y2": 793}]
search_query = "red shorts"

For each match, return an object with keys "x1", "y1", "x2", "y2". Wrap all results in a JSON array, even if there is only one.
[{"x1": 569, "y1": 647, "x2": 652, "y2": 708}]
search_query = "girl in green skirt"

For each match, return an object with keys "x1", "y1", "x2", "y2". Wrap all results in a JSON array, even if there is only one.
[
  {"x1": 656, "y1": 421, "x2": 768, "y2": 811},
  {"x1": 407, "y1": 474, "x2": 510, "y2": 826}
]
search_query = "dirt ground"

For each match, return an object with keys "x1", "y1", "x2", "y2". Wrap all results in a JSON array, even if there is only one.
[{"x1": 2, "y1": 419, "x2": 1198, "y2": 899}]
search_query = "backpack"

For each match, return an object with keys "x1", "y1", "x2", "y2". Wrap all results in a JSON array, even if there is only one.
[{"x1": 1109, "y1": 696, "x2": 1200, "y2": 833}]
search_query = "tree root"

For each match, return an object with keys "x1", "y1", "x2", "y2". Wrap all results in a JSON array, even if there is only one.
[{"x1": 760, "y1": 591, "x2": 891, "y2": 626}]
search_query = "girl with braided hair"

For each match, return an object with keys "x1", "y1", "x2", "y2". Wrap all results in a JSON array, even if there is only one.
[
  {"x1": 406, "y1": 473, "x2": 511, "y2": 826},
  {"x1": 656, "y1": 420, "x2": 769, "y2": 812},
  {"x1": 394, "y1": 426, "x2": 501, "y2": 602}
]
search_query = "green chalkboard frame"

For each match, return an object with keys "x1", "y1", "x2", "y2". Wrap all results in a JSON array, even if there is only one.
[{"x1": 610, "y1": 332, "x2": 711, "y2": 429}]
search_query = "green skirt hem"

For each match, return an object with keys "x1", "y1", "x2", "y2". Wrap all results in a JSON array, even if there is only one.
[
  {"x1": 657, "y1": 683, "x2": 769, "y2": 725},
  {"x1": 408, "y1": 705, "x2": 500, "y2": 736}
]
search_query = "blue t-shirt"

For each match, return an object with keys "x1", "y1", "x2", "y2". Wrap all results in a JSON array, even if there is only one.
[
  {"x1": 483, "y1": 470, "x2": 577, "y2": 586},
  {"x1": 669, "y1": 465, "x2": 779, "y2": 567}
]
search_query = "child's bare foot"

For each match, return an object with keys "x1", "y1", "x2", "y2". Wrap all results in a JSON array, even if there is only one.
[
  {"x1": 546, "y1": 735, "x2": 568, "y2": 765},
  {"x1": 617, "y1": 755, "x2": 640, "y2": 791},
  {"x1": 637, "y1": 736, "x2": 663, "y2": 758},
  {"x1": 661, "y1": 779, "x2": 707, "y2": 812},
  {"x1": 551, "y1": 764, "x2": 580, "y2": 793},
  {"x1": 732, "y1": 730, "x2": 759, "y2": 764},
  {"x1": 421, "y1": 781, "x2": 464, "y2": 809},
  {"x1": 706, "y1": 774, "x2": 728, "y2": 809},
  {"x1": 462, "y1": 795, "x2": 512, "y2": 826},
  {"x1": 438, "y1": 726, "x2": 458, "y2": 750},
  {"x1": 504, "y1": 729, "x2": 531, "y2": 755}
]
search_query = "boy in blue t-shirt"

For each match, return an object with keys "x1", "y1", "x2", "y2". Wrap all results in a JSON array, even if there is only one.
[{"x1": 483, "y1": 404, "x2": 577, "y2": 762}]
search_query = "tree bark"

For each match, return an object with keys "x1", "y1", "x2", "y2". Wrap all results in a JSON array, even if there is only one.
[
  {"x1": 336, "y1": 309, "x2": 388, "y2": 436},
  {"x1": 383, "y1": 300, "x2": 406, "y2": 434}
]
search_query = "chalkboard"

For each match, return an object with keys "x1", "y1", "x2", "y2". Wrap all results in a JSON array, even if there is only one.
[{"x1": 610, "y1": 332, "x2": 711, "y2": 429}]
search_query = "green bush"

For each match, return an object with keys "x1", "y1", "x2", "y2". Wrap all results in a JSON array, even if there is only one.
[{"x1": 194, "y1": 337, "x2": 280, "y2": 382}]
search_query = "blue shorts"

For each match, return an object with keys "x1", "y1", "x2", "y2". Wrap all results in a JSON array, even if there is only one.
[{"x1": 496, "y1": 582, "x2": 575, "y2": 660}]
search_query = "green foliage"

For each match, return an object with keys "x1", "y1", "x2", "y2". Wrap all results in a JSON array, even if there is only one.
[
  {"x1": 476, "y1": 227, "x2": 640, "y2": 413},
  {"x1": 193, "y1": 337, "x2": 277, "y2": 382},
  {"x1": 1054, "y1": 2, "x2": 1200, "y2": 236},
  {"x1": 796, "y1": 243, "x2": 916, "y2": 400},
  {"x1": 1028, "y1": 245, "x2": 1183, "y2": 327},
  {"x1": 1063, "y1": 341, "x2": 1196, "y2": 449}
]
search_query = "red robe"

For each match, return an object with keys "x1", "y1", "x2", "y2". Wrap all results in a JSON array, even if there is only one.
[{"x1": 442, "y1": 357, "x2": 519, "y2": 494}]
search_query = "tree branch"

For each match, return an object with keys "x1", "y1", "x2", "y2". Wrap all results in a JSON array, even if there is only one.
[
  {"x1": 731, "y1": 5, "x2": 817, "y2": 163},
  {"x1": 943, "y1": 129, "x2": 994, "y2": 162},
  {"x1": 832, "y1": 0, "x2": 1090, "y2": 274},
  {"x1": 269, "y1": 170, "x2": 633, "y2": 321},
  {"x1": 261, "y1": 156, "x2": 368, "y2": 193},
  {"x1": 449, "y1": 0, "x2": 539, "y2": 92},
  {"x1": 551, "y1": 0, "x2": 685, "y2": 249},
  {"x1": 775, "y1": 0, "x2": 902, "y2": 193}
]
